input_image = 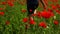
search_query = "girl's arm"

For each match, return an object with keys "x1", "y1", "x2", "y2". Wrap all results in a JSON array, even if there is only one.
[{"x1": 40, "y1": 0, "x2": 47, "y2": 8}]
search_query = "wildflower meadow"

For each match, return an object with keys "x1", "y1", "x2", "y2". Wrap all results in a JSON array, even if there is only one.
[{"x1": 0, "y1": 0, "x2": 60, "y2": 34}]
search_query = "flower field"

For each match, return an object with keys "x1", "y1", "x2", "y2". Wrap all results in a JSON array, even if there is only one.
[{"x1": 0, "y1": 0, "x2": 60, "y2": 34}]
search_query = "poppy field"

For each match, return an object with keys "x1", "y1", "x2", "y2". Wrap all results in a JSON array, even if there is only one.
[{"x1": 0, "y1": 0, "x2": 60, "y2": 34}]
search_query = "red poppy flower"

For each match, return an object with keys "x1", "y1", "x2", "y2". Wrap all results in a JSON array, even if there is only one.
[
  {"x1": 48, "y1": 8, "x2": 54, "y2": 17},
  {"x1": 54, "y1": 20, "x2": 59, "y2": 25},
  {"x1": 7, "y1": 1, "x2": 14, "y2": 7},
  {"x1": 6, "y1": 21, "x2": 10, "y2": 25},
  {"x1": 56, "y1": 4, "x2": 60, "y2": 8},
  {"x1": 1, "y1": 2, "x2": 6, "y2": 5},
  {"x1": 0, "y1": 8, "x2": 3, "y2": 10},
  {"x1": 51, "y1": 4, "x2": 57, "y2": 10},
  {"x1": 39, "y1": 22, "x2": 47, "y2": 28},
  {"x1": 37, "y1": 11, "x2": 41, "y2": 18},
  {"x1": 48, "y1": 8, "x2": 53, "y2": 12},
  {"x1": 56, "y1": 9, "x2": 60, "y2": 14},
  {"x1": 22, "y1": 18, "x2": 28, "y2": 23},
  {"x1": 50, "y1": 12, "x2": 54, "y2": 17},
  {"x1": 41, "y1": 11, "x2": 53, "y2": 19},
  {"x1": 29, "y1": 20, "x2": 35, "y2": 25},
  {"x1": 29, "y1": 17, "x2": 35, "y2": 25},
  {"x1": 0, "y1": 12, "x2": 5, "y2": 16},
  {"x1": 21, "y1": 9, "x2": 26, "y2": 13}
]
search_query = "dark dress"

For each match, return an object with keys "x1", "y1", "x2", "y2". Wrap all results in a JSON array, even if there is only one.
[
  {"x1": 27, "y1": 0, "x2": 45, "y2": 16},
  {"x1": 27, "y1": 0, "x2": 39, "y2": 16}
]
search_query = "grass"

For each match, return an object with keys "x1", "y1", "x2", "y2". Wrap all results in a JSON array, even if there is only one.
[{"x1": 0, "y1": 0, "x2": 60, "y2": 34}]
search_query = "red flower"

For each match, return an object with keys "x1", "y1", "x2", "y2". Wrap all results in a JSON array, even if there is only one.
[
  {"x1": 56, "y1": 4, "x2": 60, "y2": 8},
  {"x1": 47, "y1": 8, "x2": 54, "y2": 16},
  {"x1": 39, "y1": 22, "x2": 47, "y2": 28},
  {"x1": 21, "y1": 9, "x2": 26, "y2": 13},
  {"x1": 1, "y1": 2, "x2": 6, "y2": 5},
  {"x1": 29, "y1": 20, "x2": 35, "y2": 25},
  {"x1": 7, "y1": 1, "x2": 14, "y2": 7},
  {"x1": 6, "y1": 21, "x2": 10, "y2": 25},
  {"x1": 22, "y1": 18, "x2": 28, "y2": 23},
  {"x1": 48, "y1": 8, "x2": 53, "y2": 12},
  {"x1": 0, "y1": 8, "x2": 3, "y2": 10},
  {"x1": 56, "y1": 9, "x2": 60, "y2": 14},
  {"x1": 41, "y1": 11, "x2": 53, "y2": 19},
  {"x1": 54, "y1": 20, "x2": 59, "y2": 25},
  {"x1": 51, "y1": 4, "x2": 57, "y2": 10},
  {"x1": 29, "y1": 17, "x2": 35, "y2": 25},
  {"x1": 0, "y1": 12, "x2": 5, "y2": 16},
  {"x1": 37, "y1": 11, "x2": 41, "y2": 18},
  {"x1": 50, "y1": 12, "x2": 54, "y2": 17}
]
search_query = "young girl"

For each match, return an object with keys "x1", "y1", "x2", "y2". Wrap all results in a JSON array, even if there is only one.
[{"x1": 27, "y1": 0, "x2": 47, "y2": 20}]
